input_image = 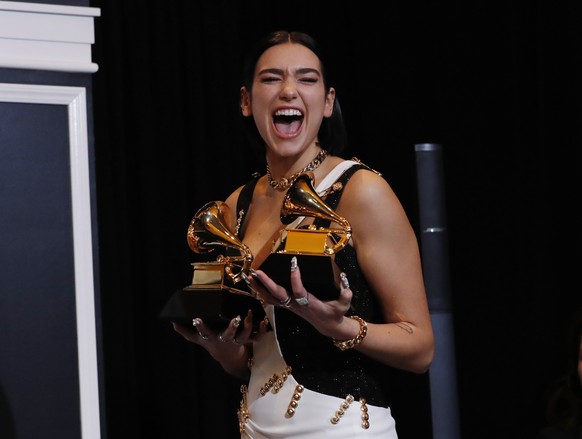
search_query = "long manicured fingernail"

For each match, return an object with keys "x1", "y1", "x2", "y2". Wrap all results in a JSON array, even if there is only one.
[
  {"x1": 340, "y1": 272, "x2": 350, "y2": 289},
  {"x1": 192, "y1": 318, "x2": 208, "y2": 340},
  {"x1": 233, "y1": 315, "x2": 242, "y2": 328},
  {"x1": 290, "y1": 256, "x2": 298, "y2": 272},
  {"x1": 241, "y1": 272, "x2": 251, "y2": 285}
]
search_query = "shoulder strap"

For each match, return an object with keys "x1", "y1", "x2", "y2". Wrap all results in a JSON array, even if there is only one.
[
  {"x1": 235, "y1": 174, "x2": 261, "y2": 238},
  {"x1": 321, "y1": 157, "x2": 381, "y2": 210},
  {"x1": 321, "y1": 164, "x2": 365, "y2": 209},
  {"x1": 312, "y1": 163, "x2": 367, "y2": 228}
]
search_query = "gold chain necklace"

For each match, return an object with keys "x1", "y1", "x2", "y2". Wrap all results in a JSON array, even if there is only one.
[{"x1": 266, "y1": 149, "x2": 328, "y2": 192}]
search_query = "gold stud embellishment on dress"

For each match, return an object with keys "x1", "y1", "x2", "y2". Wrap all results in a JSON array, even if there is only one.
[
  {"x1": 260, "y1": 366, "x2": 292, "y2": 396},
  {"x1": 285, "y1": 384, "x2": 304, "y2": 417},
  {"x1": 260, "y1": 375, "x2": 277, "y2": 396},
  {"x1": 360, "y1": 397, "x2": 370, "y2": 429},
  {"x1": 321, "y1": 181, "x2": 343, "y2": 197},
  {"x1": 330, "y1": 394, "x2": 354, "y2": 424},
  {"x1": 273, "y1": 366, "x2": 292, "y2": 393}
]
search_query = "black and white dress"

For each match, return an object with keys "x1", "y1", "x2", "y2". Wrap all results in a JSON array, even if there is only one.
[{"x1": 236, "y1": 160, "x2": 399, "y2": 438}]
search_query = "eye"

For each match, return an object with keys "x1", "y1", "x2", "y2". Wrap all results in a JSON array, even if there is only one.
[
  {"x1": 298, "y1": 76, "x2": 318, "y2": 84},
  {"x1": 259, "y1": 75, "x2": 281, "y2": 84}
]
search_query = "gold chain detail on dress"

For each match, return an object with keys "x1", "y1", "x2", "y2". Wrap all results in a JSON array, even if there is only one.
[
  {"x1": 266, "y1": 149, "x2": 328, "y2": 192},
  {"x1": 237, "y1": 385, "x2": 250, "y2": 435},
  {"x1": 235, "y1": 209, "x2": 244, "y2": 236}
]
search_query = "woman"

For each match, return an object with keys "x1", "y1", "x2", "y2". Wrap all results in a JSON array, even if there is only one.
[{"x1": 173, "y1": 30, "x2": 434, "y2": 438}]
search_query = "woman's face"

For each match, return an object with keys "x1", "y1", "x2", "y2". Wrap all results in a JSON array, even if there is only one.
[{"x1": 241, "y1": 42, "x2": 335, "y2": 157}]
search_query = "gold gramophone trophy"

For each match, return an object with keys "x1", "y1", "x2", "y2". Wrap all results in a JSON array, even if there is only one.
[
  {"x1": 186, "y1": 200, "x2": 252, "y2": 291},
  {"x1": 160, "y1": 201, "x2": 265, "y2": 330},
  {"x1": 260, "y1": 173, "x2": 352, "y2": 300}
]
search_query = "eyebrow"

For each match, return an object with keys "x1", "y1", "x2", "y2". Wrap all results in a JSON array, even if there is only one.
[{"x1": 257, "y1": 67, "x2": 321, "y2": 76}]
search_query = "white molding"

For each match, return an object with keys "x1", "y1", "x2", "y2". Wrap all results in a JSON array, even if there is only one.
[
  {"x1": 0, "y1": 1, "x2": 99, "y2": 15},
  {"x1": 0, "y1": 1, "x2": 100, "y2": 73},
  {"x1": 0, "y1": 82, "x2": 101, "y2": 439}
]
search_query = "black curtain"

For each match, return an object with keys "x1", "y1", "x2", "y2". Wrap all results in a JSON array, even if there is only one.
[{"x1": 89, "y1": 1, "x2": 582, "y2": 438}]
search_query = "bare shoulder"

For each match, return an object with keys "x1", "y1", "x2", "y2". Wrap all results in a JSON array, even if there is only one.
[
  {"x1": 337, "y1": 166, "x2": 400, "y2": 211},
  {"x1": 337, "y1": 165, "x2": 413, "y2": 244}
]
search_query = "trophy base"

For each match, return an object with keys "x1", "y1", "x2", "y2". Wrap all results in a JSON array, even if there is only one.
[
  {"x1": 159, "y1": 286, "x2": 266, "y2": 332},
  {"x1": 260, "y1": 253, "x2": 340, "y2": 301}
]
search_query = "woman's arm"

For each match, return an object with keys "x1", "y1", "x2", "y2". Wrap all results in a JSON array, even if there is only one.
[
  {"x1": 334, "y1": 169, "x2": 434, "y2": 372},
  {"x1": 249, "y1": 169, "x2": 434, "y2": 373}
]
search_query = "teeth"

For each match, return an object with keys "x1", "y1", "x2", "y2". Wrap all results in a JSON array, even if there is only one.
[{"x1": 274, "y1": 108, "x2": 302, "y2": 117}]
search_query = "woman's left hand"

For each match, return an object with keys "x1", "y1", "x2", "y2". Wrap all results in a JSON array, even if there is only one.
[{"x1": 249, "y1": 256, "x2": 354, "y2": 339}]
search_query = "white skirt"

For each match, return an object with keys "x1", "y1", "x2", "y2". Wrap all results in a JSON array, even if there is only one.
[{"x1": 238, "y1": 306, "x2": 398, "y2": 438}]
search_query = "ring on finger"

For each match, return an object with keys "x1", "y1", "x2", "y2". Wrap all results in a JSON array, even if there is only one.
[
  {"x1": 218, "y1": 333, "x2": 228, "y2": 343},
  {"x1": 280, "y1": 295, "x2": 293, "y2": 308},
  {"x1": 232, "y1": 337, "x2": 239, "y2": 345},
  {"x1": 295, "y1": 293, "x2": 310, "y2": 306}
]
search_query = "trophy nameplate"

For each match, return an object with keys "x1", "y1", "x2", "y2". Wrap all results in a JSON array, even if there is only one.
[
  {"x1": 282, "y1": 228, "x2": 329, "y2": 254},
  {"x1": 185, "y1": 261, "x2": 227, "y2": 289}
]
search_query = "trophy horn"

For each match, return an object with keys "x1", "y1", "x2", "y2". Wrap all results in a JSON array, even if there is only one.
[
  {"x1": 280, "y1": 173, "x2": 352, "y2": 255},
  {"x1": 187, "y1": 201, "x2": 252, "y2": 284}
]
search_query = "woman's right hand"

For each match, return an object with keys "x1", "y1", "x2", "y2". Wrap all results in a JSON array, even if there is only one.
[{"x1": 172, "y1": 310, "x2": 268, "y2": 378}]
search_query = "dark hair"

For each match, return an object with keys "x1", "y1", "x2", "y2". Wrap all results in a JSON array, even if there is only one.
[
  {"x1": 240, "y1": 30, "x2": 348, "y2": 160},
  {"x1": 543, "y1": 310, "x2": 582, "y2": 431}
]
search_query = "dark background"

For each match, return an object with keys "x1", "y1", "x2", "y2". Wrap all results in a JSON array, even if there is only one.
[{"x1": 86, "y1": 1, "x2": 581, "y2": 438}]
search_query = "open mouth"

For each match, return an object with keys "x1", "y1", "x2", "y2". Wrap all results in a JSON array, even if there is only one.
[{"x1": 273, "y1": 108, "x2": 303, "y2": 136}]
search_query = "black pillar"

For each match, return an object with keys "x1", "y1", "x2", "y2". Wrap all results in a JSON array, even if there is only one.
[{"x1": 415, "y1": 143, "x2": 461, "y2": 439}]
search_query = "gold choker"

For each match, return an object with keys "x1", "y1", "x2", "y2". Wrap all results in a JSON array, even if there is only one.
[{"x1": 266, "y1": 149, "x2": 328, "y2": 192}]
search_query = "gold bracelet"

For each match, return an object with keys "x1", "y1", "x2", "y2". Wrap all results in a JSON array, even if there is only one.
[{"x1": 332, "y1": 316, "x2": 368, "y2": 351}]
